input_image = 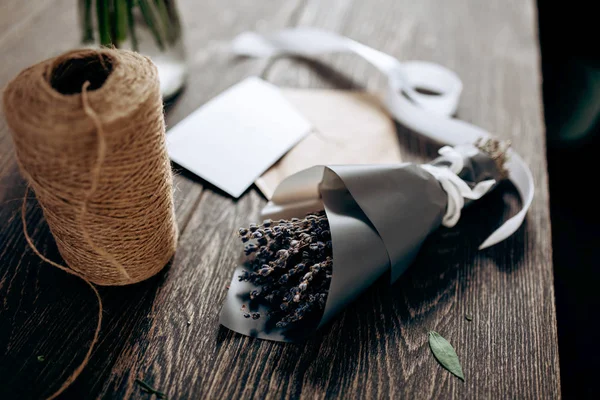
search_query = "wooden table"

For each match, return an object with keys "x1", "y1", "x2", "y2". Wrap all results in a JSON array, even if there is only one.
[{"x1": 0, "y1": 0, "x2": 561, "y2": 398}]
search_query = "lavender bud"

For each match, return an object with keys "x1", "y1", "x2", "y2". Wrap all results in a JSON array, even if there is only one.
[
  {"x1": 277, "y1": 249, "x2": 289, "y2": 258},
  {"x1": 236, "y1": 210, "x2": 333, "y2": 329},
  {"x1": 238, "y1": 271, "x2": 250, "y2": 281},
  {"x1": 244, "y1": 243, "x2": 257, "y2": 255}
]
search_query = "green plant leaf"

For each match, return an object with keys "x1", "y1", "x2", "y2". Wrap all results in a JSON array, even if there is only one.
[{"x1": 428, "y1": 331, "x2": 465, "y2": 381}]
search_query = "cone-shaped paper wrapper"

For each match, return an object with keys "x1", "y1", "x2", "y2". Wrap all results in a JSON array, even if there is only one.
[{"x1": 220, "y1": 145, "x2": 504, "y2": 341}]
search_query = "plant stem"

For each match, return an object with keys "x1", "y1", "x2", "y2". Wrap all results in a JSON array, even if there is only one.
[
  {"x1": 154, "y1": 0, "x2": 174, "y2": 44},
  {"x1": 86, "y1": 0, "x2": 179, "y2": 51},
  {"x1": 114, "y1": 0, "x2": 128, "y2": 45},
  {"x1": 138, "y1": 0, "x2": 166, "y2": 50},
  {"x1": 125, "y1": 0, "x2": 139, "y2": 51},
  {"x1": 165, "y1": 0, "x2": 182, "y2": 41},
  {"x1": 96, "y1": 0, "x2": 112, "y2": 46},
  {"x1": 135, "y1": 379, "x2": 168, "y2": 399},
  {"x1": 79, "y1": 0, "x2": 94, "y2": 43}
]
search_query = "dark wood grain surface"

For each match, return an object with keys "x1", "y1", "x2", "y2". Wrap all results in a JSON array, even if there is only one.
[{"x1": 0, "y1": 0, "x2": 560, "y2": 399}]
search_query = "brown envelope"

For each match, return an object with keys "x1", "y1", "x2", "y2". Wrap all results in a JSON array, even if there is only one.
[{"x1": 256, "y1": 89, "x2": 403, "y2": 198}]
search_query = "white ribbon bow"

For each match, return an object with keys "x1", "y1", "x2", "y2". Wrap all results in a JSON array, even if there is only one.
[{"x1": 231, "y1": 28, "x2": 534, "y2": 249}]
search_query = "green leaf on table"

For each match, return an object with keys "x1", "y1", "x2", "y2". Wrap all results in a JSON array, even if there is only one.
[{"x1": 428, "y1": 331, "x2": 465, "y2": 381}]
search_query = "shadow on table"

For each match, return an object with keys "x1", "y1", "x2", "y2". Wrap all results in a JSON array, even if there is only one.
[{"x1": 0, "y1": 192, "x2": 171, "y2": 399}]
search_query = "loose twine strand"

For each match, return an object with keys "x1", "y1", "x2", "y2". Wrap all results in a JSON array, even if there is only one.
[
  {"x1": 19, "y1": 81, "x2": 106, "y2": 400},
  {"x1": 21, "y1": 186, "x2": 103, "y2": 400},
  {"x1": 3, "y1": 48, "x2": 178, "y2": 399}
]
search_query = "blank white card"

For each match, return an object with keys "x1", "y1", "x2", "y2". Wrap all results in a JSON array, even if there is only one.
[{"x1": 167, "y1": 77, "x2": 312, "y2": 198}]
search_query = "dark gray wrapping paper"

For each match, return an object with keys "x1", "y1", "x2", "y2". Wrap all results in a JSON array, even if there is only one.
[{"x1": 220, "y1": 144, "x2": 504, "y2": 341}]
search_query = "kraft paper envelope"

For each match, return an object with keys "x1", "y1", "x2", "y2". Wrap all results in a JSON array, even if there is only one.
[{"x1": 256, "y1": 89, "x2": 403, "y2": 198}]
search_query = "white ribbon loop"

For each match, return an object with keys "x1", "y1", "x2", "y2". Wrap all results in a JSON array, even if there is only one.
[
  {"x1": 231, "y1": 28, "x2": 462, "y2": 116},
  {"x1": 421, "y1": 146, "x2": 496, "y2": 228},
  {"x1": 438, "y1": 145, "x2": 466, "y2": 174},
  {"x1": 232, "y1": 28, "x2": 535, "y2": 249}
]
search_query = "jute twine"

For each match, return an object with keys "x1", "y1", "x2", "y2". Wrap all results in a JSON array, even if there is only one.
[{"x1": 3, "y1": 48, "x2": 178, "y2": 399}]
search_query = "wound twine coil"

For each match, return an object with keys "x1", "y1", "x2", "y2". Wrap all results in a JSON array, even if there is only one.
[
  {"x1": 3, "y1": 48, "x2": 178, "y2": 285},
  {"x1": 3, "y1": 48, "x2": 178, "y2": 398}
]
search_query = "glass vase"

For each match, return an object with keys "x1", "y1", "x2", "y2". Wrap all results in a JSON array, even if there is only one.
[{"x1": 78, "y1": 0, "x2": 187, "y2": 100}]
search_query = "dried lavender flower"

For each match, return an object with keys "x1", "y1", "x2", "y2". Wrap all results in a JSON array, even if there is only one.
[
  {"x1": 237, "y1": 210, "x2": 333, "y2": 330},
  {"x1": 475, "y1": 136, "x2": 510, "y2": 178}
]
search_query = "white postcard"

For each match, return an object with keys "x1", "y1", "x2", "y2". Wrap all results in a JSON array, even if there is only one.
[{"x1": 167, "y1": 77, "x2": 312, "y2": 198}]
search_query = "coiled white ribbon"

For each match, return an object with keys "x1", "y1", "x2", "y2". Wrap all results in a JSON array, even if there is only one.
[
  {"x1": 232, "y1": 28, "x2": 534, "y2": 249},
  {"x1": 421, "y1": 146, "x2": 496, "y2": 228}
]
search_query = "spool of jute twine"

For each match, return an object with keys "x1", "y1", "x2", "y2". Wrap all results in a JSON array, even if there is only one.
[{"x1": 3, "y1": 48, "x2": 178, "y2": 398}]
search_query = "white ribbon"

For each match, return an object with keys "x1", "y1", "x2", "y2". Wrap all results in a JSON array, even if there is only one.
[
  {"x1": 231, "y1": 28, "x2": 534, "y2": 249},
  {"x1": 421, "y1": 146, "x2": 496, "y2": 228}
]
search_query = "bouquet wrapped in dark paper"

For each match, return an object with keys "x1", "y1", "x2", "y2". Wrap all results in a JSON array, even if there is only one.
[
  {"x1": 220, "y1": 139, "x2": 510, "y2": 341},
  {"x1": 220, "y1": 28, "x2": 534, "y2": 341}
]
